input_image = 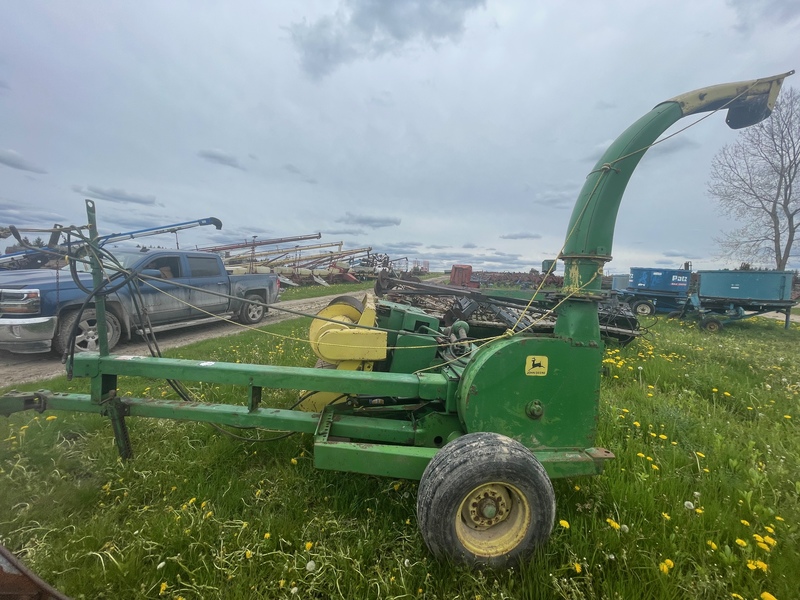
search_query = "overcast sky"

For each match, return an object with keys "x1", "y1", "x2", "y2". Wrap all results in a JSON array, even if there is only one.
[{"x1": 1, "y1": 1, "x2": 798, "y2": 274}]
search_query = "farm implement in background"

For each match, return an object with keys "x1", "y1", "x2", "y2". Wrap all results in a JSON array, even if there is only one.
[
  {"x1": 0, "y1": 71, "x2": 793, "y2": 592},
  {"x1": 0, "y1": 217, "x2": 223, "y2": 270}
]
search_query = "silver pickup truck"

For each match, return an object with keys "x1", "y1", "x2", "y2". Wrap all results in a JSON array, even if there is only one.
[{"x1": 0, "y1": 246, "x2": 280, "y2": 354}]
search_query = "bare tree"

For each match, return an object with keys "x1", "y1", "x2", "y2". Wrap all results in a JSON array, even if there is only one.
[{"x1": 708, "y1": 87, "x2": 799, "y2": 270}]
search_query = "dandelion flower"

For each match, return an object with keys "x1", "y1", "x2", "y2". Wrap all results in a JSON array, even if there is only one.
[
  {"x1": 712, "y1": 388, "x2": 718, "y2": 393},
  {"x1": 306, "y1": 560, "x2": 316, "y2": 572},
  {"x1": 662, "y1": 513, "x2": 671, "y2": 521},
  {"x1": 684, "y1": 501, "x2": 695, "y2": 510},
  {"x1": 757, "y1": 542, "x2": 771, "y2": 552},
  {"x1": 245, "y1": 550, "x2": 253, "y2": 559},
  {"x1": 659, "y1": 562, "x2": 670, "y2": 574},
  {"x1": 651, "y1": 464, "x2": 659, "y2": 471},
  {"x1": 741, "y1": 519, "x2": 750, "y2": 527},
  {"x1": 763, "y1": 536, "x2": 776, "y2": 547},
  {"x1": 620, "y1": 524, "x2": 629, "y2": 533},
  {"x1": 45, "y1": 415, "x2": 57, "y2": 421},
  {"x1": 606, "y1": 518, "x2": 621, "y2": 530},
  {"x1": 658, "y1": 434, "x2": 667, "y2": 440},
  {"x1": 305, "y1": 541, "x2": 313, "y2": 551},
  {"x1": 633, "y1": 421, "x2": 641, "y2": 427},
  {"x1": 735, "y1": 538, "x2": 747, "y2": 548},
  {"x1": 573, "y1": 562, "x2": 582, "y2": 573},
  {"x1": 159, "y1": 582, "x2": 168, "y2": 596},
  {"x1": 707, "y1": 540, "x2": 717, "y2": 551},
  {"x1": 760, "y1": 593, "x2": 777, "y2": 600},
  {"x1": 695, "y1": 508, "x2": 704, "y2": 515},
  {"x1": 664, "y1": 559, "x2": 674, "y2": 569},
  {"x1": 636, "y1": 452, "x2": 645, "y2": 458},
  {"x1": 264, "y1": 532, "x2": 271, "y2": 539},
  {"x1": 695, "y1": 451, "x2": 706, "y2": 458},
  {"x1": 723, "y1": 391, "x2": 731, "y2": 397},
  {"x1": 559, "y1": 520, "x2": 570, "y2": 529},
  {"x1": 291, "y1": 458, "x2": 298, "y2": 465}
]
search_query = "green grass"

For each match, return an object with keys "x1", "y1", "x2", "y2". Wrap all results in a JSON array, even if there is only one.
[
  {"x1": 1, "y1": 316, "x2": 798, "y2": 599},
  {"x1": 277, "y1": 272, "x2": 443, "y2": 301}
]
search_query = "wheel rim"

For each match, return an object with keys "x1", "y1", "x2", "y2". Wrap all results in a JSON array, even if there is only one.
[
  {"x1": 246, "y1": 303, "x2": 264, "y2": 321},
  {"x1": 455, "y1": 482, "x2": 531, "y2": 557},
  {"x1": 705, "y1": 321, "x2": 720, "y2": 332},
  {"x1": 75, "y1": 316, "x2": 104, "y2": 351},
  {"x1": 635, "y1": 303, "x2": 652, "y2": 316}
]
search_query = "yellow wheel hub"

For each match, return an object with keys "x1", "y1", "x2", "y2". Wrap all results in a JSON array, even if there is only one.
[{"x1": 455, "y1": 482, "x2": 531, "y2": 557}]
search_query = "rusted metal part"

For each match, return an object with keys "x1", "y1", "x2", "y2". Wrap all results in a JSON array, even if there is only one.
[{"x1": 0, "y1": 544, "x2": 72, "y2": 600}]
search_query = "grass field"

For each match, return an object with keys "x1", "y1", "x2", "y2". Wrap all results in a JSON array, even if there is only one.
[{"x1": 1, "y1": 313, "x2": 798, "y2": 599}]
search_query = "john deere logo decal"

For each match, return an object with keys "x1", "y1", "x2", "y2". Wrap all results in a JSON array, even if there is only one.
[{"x1": 525, "y1": 355, "x2": 548, "y2": 376}]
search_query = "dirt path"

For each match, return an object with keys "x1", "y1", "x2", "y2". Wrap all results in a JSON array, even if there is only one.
[{"x1": 0, "y1": 295, "x2": 340, "y2": 388}]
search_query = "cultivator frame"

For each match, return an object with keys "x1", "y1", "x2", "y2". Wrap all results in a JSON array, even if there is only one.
[{"x1": 1, "y1": 71, "x2": 792, "y2": 572}]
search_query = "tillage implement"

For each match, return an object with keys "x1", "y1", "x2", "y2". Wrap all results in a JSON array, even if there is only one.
[{"x1": 0, "y1": 71, "x2": 792, "y2": 569}]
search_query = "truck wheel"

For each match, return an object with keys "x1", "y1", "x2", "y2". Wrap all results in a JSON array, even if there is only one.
[
  {"x1": 699, "y1": 316, "x2": 723, "y2": 333},
  {"x1": 239, "y1": 293, "x2": 266, "y2": 324},
  {"x1": 417, "y1": 432, "x2": 555, "y2": 568},
  {"x1": 666, "y1": 311, "x2": 683, "y2": 320},
  {"x1": 53, "y1": 309, "x2": 121, "y2": 355},
  {"x1": 631, "y1": 300, "x2": 656, "y2": 316}
]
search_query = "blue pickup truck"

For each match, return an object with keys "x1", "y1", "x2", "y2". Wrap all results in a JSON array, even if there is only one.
[{"x1": 0, "y1": 247, "x2": 280, "y2": 354}]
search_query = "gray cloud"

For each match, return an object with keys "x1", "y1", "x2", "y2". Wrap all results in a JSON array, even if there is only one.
[
  {"x1": 336, "y1": 212, "x2": 401, "y2": 228},
  {"x1": 0, "y1": 149, "x2": 47, "y2": 174},
  {"x1": 647, "y1": 136, "x2": 702, "y2": 157},
  {"x1": 322, "y1": 228, "x2": 367, "y2": 236},
  {"x1": 197, "y1": 149, "x2": 246, "y2": 171},
  {"x1": 427, "y1": 244, "x2": 449, "y2": 249},
  {"x1": 289, "y1": 0, "x2": 486, "y2": 79},
  {"x1": 500, "y1": 232, "x2": 542, "y2": 240},
  {"x1": 0, "y1": 80, "x2": 10, "y2": 91},
  {"x1": 594, "y1": 100, "x2": 616, "y2": 110},
  {"x1": 727, "y1": 0, "x2": 800, "y2": 31},
  {"x1": 0, "y1": 203, "x2": 66, "y2": 226},
  {"x1": 462, "y1": 242, "x2": 477, "y2": 249},
  {"x1": 284, "y1": 163, "x2": 302, "y2": 174},
  {"x1": 72, "y1": 185, "x2": 159, "y2": 206}
]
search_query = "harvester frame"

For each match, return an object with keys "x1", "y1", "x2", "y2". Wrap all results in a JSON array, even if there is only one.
[{"x1": 1, "y1": 71, "x2": 793, "y2": 573}]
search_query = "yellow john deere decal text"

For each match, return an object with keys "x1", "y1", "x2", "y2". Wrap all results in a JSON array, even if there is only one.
[{"x1": 525, "y1": 355, "x2": 548, "y2": 376}]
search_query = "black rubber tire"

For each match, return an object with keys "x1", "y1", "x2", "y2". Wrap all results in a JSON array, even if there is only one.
[
  {"x1": 666, "y1": 311, "x2": 683, "y2": 319},
  {"x1": 416, "y1": 432, "x2": 555, "y2": 568},
  {"x1": 239, "y1": 293, "x2": 266, "y2": 324},
  {"x1": 326, "y1": 295, "x2": 365, "y2": 314},
  {"x1": 699, "y1": 316, "x2": 723, "y2": 333},
  {"x1": 631, "y1": 300, "x2": 656, "y2": 316},
  {"x1": 53, "y1": 308, "x2": 121, "y2": 355}
]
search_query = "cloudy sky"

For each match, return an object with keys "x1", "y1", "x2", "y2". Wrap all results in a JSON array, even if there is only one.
[{"x1": 1, "y1": 1, "x2": 798, "y2": 274}]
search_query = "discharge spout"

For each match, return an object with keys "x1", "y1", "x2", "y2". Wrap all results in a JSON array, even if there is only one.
[{"x1": 554, "y1": 70, "x2": 793, "y2": 341}]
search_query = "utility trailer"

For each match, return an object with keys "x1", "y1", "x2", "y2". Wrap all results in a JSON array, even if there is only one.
[
  {"x1": 614, "y1": 266, "x2": 691, "y2": 316},
  {"x1": 670, "y1": 269, "x2": 797, "y2": 331},
  {"x1": 0, "y1": 72, "x2": 793, "y2": 589}
]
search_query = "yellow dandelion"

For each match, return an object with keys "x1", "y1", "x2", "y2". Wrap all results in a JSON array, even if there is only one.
[
  {"x1": 45, "y1": 415, "x2": 57, "y2": 421},
  {"x1": 659, "y1": 562, "x2": 670, "y2": 575},
  {"x1": 775, "y1": 516, "x2": 784, "y2": 522},
  {"x1": 664, "y1": 559, "x2": 674, "y2": 569},
  {"x1": 305, "y1": 541, "x2": 313, "y2": 551},
  {"x1": 764, "y1": 526, "x2": 775, "y2": 534},
  {"x1": 735, "y1": 538, "x2": 747, "y2": 547},
  {"x1": 159, "y1": 582, "x2": 168, "y2": 596},
  {"x1": 784, "y1": 415, "x2": 792, "y2": 419},
  {"x1": 731, "y1": 594, "x2": 744, "y2": 600},
  {"x1": 763, "y1": 535, "x2": 776, "y2": 547},
  {"x1": 712, "y1": 388, "x2": 718, "y2": 392},
  {"x1": 662, "y1": 513, "x2": 671, "y2": 521},
  {"x1": 757, "y1": 542, "x2": 770, "y2": 552},
  {"x1": 573, "y1": 562, "x2": 582, "y2": 573},
  {"x1": 291, "y1": 458, "x2": 298, "y2": 465},
  {"x1": 606, "y1": 518, "x2": 621, "y2": 530},
  {"x1": 658, "y1": 434, "x2": 667, "y2": 440},
  {"x1": 695, "y1": 508, "x2": 704, "y2": 515},
  {"x1": 637, "y1": 452, "x2": 645, "y2": 458},
  {"x1": 245, "y1": 550, "x2": 253, "y2": 559},
  {"x1": 760, "y1": 593, "x2": 777, "y2": 600},
  {"x1": 264, "y1": 532, "x2": 271, "y2": 539},
  {"x1": 651, "y1": 464, "x2": 659, "y2": 471},
  {"x1": 633, "y1": 421, "x2": 641, "y2": 427},
  {"x1": 559, "y1": 520, "x2": 570, "y2": 529},
  {"x1": 706, "y1": 540, "x2": 717, "y2": 550},
  {"x1": 695, "y1": 451, "x2": 706, "y2": 458},
  {"x1": 574, "y1": 485, "x2": 580, "y2": 491}
]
